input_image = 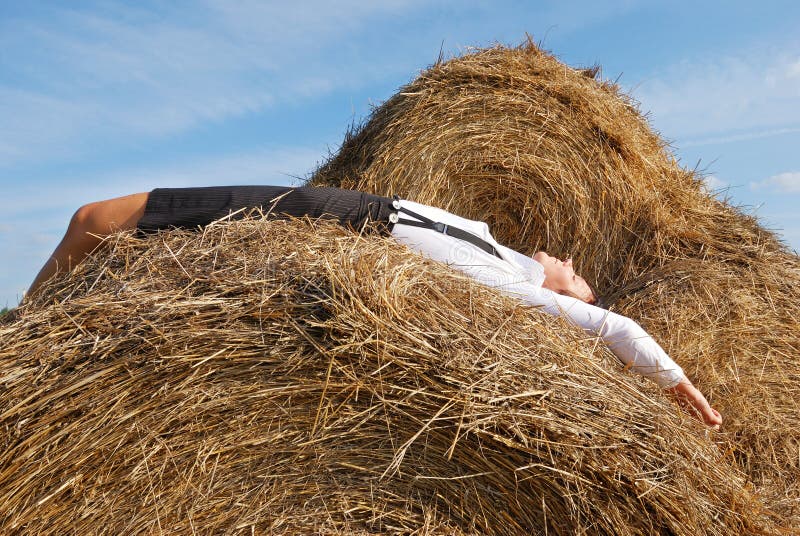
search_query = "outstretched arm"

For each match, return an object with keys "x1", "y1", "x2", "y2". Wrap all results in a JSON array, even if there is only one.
[
  {"x1": 506, "y1": 284, "x2": 723, "y2": 427},
  {"x1": 528, "y1": 288, "x2": 685, "y2": 387},
  {"x1": 393, "y1": 235, "x2": 722, "y2": 427}
]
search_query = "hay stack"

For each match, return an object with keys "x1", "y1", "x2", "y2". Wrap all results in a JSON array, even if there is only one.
[
  {"x1": 0, "y1": 217, "x2": 780, "y2": 534},
  {"x1": 311, "y1": 41, "x2": 800, "y2": 523}
]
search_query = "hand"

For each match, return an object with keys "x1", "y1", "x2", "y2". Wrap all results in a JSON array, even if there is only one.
[{"x1": 666, "y1": 380, "x2": 723, "y2": 429}]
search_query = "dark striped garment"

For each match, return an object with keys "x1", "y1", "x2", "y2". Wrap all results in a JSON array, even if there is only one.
[{"x1": 136, "y1": 185, "x2": 396, "y2": 235}]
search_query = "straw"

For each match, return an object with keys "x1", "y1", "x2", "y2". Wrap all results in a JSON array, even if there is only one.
[
  {"x1": 0, "y1": 216, "x2": 780, "y2": 534},
  {"x1": 312, "y1": 39, "x2": 800, "y2": 527}
]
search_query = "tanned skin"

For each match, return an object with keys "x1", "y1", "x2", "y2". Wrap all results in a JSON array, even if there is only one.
[{"x1": 27, "y1": 192, "x2": 149, "y2": 298}]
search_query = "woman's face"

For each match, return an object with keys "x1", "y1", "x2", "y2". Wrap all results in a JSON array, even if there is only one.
[{"x1": 533, "y1": 251, "x2": 596, "y2": 304}]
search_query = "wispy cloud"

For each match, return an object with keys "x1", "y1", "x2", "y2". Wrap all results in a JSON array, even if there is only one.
[
  {"x1": 0, "y1": 1, "x2": 433, "y2": 167},
  {"x1": 633, "y1": 45, "x2": 800, "y2": 142},
  {"x1": 701, "y1": 174, "x2": 727, "y2": 191},
  {"x1": 680, "y1": 126, "x2": 800, "y2": 148},
  {"x1": 1, "y1": 145, "x2": 324, "y2": 219},
  {"x1": 105, "y1": 145, "x2": 324, "y2": 190},
  {"x1": 0, "y1": 144, "x2": 325, "y2": 307},
  {"x1": 0, "y1": 0, "x2": 669, "y2": 170},
  {"x1": 750, "y1": 171, "x2": 800, "y2": 193}
]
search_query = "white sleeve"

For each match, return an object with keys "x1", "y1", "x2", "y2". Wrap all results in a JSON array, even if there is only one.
[
  {"x1": 503, "y1": 282, "x2": 686, "y2": 389},
  {"x1": 390, "y1": 218, "x2": 684, "y2": 388}
]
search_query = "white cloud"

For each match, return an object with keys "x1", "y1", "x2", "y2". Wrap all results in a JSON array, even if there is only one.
[
  {"x1": 0, "y1": 1, "x2": 434, "y2": 167},
  {"x1": 0, "y1": 145, "x2": 325, "y2": 308},
  {"x1": 0, "y1": 0, "x2": 672, "y2": 171},
  {"x1": 680, "y1": 126, "x2": 800, "y2": 148},
  {"x1": 633, "y1": 47, "x2": 800, "y2": 142},
  {"x1": 750, "y1": 171, "x2": 800, "y2": 193},
  {"x1": 701, "y1": 174, "x2": 727, "y2": 191},
  {"x1": 1, "y1": 145, "x2": 324, "y2": 219},
  {"x1": 786, "y1": 59, "x2": 800, "y2": 78},
  {"x1": 109, "y1": 146, "x2": 324, "y2": 190}
]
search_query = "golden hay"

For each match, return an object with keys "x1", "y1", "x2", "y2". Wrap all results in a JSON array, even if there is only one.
[
  {"x1": 0, "y1": 217, "x2": 781, "y2": 534},
  {"x1": 311, "y1": 41, "x2": 800, "y2": 524}
]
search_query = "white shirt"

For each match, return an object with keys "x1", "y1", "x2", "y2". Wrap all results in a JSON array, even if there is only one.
[{"x1": 390, "y1": 199, "x2": 685, "y2": 389}]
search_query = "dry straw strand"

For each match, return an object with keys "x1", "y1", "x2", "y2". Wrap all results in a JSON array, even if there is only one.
[
  {"x1": 311, "y1": 39, "x2": 800, "y2": 528},
  {"x1": 0, "y1": 217, "x2": 782, "y2": 534},
  {"x1": 2, "y1": 39, "x2": 798, "y2": 534}
]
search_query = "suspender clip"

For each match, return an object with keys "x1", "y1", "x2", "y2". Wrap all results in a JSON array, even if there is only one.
[{"x1": 391, "y1": 198, "x2": 502, "y2": 259}]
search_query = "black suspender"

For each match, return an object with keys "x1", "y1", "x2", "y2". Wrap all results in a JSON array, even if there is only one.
[{"x1": 391, "y1": 196, "x2": 502, "y2": 259}]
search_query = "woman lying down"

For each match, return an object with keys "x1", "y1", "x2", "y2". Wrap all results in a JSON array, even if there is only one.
[{"x1": 25, "y1": 185, "x2": 723, "y2": 428}]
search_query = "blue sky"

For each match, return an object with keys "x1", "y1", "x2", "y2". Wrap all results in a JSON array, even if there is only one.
[{"x1": 2, "y1": 1, "x2": 799, "y2": 308}]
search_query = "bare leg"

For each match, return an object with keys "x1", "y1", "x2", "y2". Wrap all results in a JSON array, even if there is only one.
[{"x1": 26, "y1": 192, "x2": 150, "y2": 300}]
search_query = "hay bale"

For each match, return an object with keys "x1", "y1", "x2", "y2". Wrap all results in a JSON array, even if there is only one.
[
  {"x1": 311, "y1": 41, "x2": 800, "y2": 523},
  {"x1": 0, "y1": 218, "x2": 780, "y2": 534}
]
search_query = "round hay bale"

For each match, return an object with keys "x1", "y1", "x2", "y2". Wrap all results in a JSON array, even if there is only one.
[
  {"x1": 0, "y1": 218, "x2": 779, "y2": 534},
  {"x1": 310, "y1": 41, "x2": 800, "y2": 523}
]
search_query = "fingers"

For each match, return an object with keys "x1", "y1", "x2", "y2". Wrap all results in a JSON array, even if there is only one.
[
  {"x1": 701, "y1": 406, "x2": 723, "y2": 428},
  {"x1": 667, "y1": 381, "x2": 723, "y2": 428}
]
